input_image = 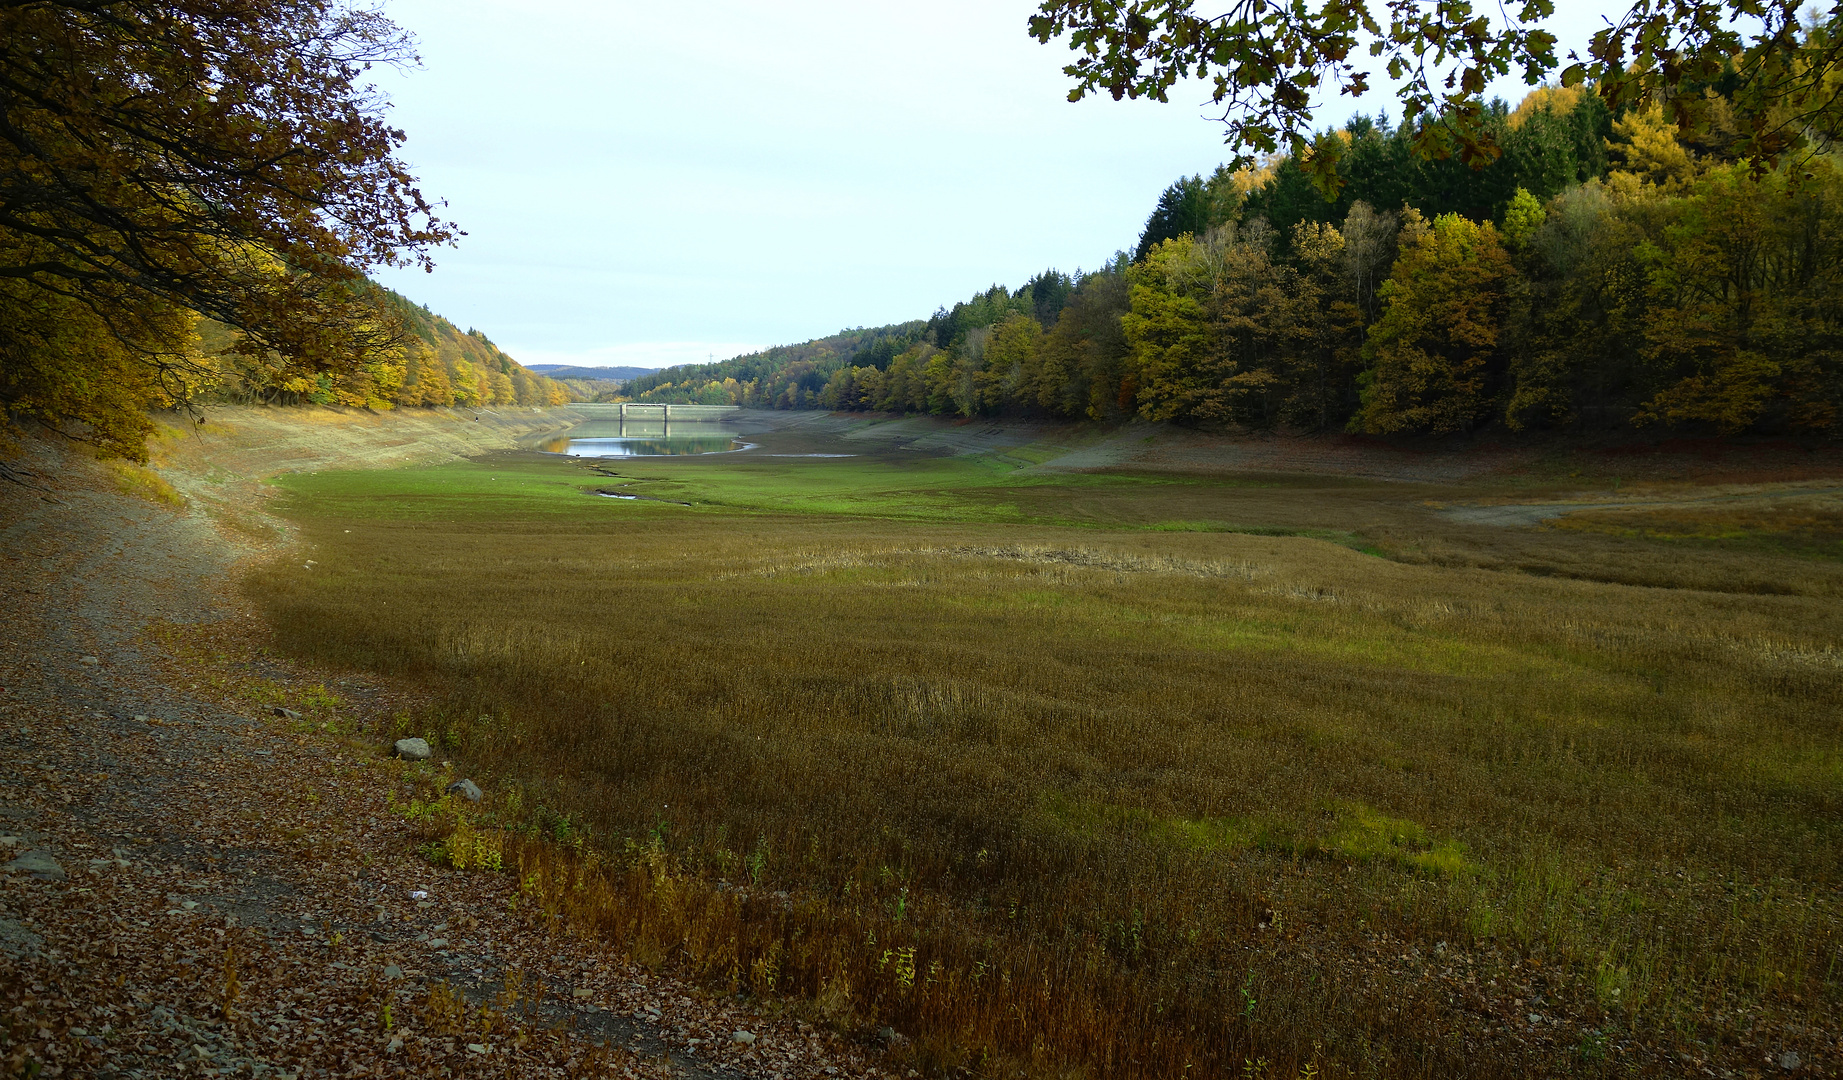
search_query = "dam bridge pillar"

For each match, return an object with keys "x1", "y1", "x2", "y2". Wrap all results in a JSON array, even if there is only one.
[{"x1": 616, "y1": 401, "x2": 674, "y2": 436}]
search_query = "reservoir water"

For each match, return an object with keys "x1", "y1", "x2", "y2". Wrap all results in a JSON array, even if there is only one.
[{"x1": 529, "y1": 420, "x2": 747, "y2": 458}]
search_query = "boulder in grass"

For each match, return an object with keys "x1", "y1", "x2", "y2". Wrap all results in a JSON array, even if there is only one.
[
  {"x1": 446, "y1": 778, "x2": 482, "y2": 802},
  {"x1": 272, "y1": 706, "x2": 302, "y2": 721},
  {"x1": 393, "y1": 737, "x2": 432, "y2": 761}
]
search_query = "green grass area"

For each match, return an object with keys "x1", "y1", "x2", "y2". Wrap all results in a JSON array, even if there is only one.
[
  {"x1": 588, "y1": 451, "x2": 1180, "y2": 526},
  {"x1": 1551, "y1": 504, "x2": 1843, "y2": 560},
  {"x1": 249, "y1": 429, "x2": 1843, "y2": 1080},
  {"x1": 269, "y1": 450, "x2": 1393, "y2": 562},
  {"x1": 268, "y1": 449, "x2": 1248, "y2": 531},
  {"x1": 269, "y1": 456, "x2": 627, "y2": 520}
]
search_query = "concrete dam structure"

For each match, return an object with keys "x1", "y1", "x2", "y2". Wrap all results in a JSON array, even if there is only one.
[{"x1": 568, "y1": 403, "x2": 740, "y2": 422}]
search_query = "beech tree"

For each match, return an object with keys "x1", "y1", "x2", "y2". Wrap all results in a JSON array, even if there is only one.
[{"x1": 1, "y1": 0, "x2": 455, "y2": 457}]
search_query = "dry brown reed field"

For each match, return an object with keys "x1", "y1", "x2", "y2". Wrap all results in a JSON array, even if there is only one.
[{"x1": 247, "y1": 428, "x2": 1843, "y2": 1079}]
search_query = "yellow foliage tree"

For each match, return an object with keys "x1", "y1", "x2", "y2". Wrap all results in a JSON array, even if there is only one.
[
  {"x1": 1121, "y1": 236, "x2": 1213, "y2": 421},
  {"x1": 1353, "y1": 214, "x2": 1517, "y2": 434},
  {"x1": 979, "y1": 313, "x2": 1046, "y2": 411},
  {"x1": 1606, "y1": 104, "x2": 1701, "y2": 193},
  {"x1": 1509, "y1": 85, "x2": 1587, "y2": 129}
]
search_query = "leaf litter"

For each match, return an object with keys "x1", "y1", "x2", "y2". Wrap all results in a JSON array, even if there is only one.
[{"x1": 0, "y1": 436, "x2": 879, "y2": 1080}]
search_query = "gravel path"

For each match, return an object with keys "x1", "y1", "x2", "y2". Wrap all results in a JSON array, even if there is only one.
[{"x1": 0, "y1": 433, "x2": 877, "y2": 1080}]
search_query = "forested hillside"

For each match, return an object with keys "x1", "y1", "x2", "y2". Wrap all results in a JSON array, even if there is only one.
[
  {"x1": 629, "y1": 86, "x2": 1843, "y2": 437},
  {"x1": 379, "y1": 290, "x2": 570, "y2": 408},
  {"x1": 622, "y1": 323, "x2": 927, "y2": 408},
  {"x1": 193, "y1": 287, "x2": 570, "y2": 410}
]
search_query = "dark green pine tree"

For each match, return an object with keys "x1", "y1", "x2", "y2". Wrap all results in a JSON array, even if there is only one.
[
  {"x1": 1133, "y1": 175, "x2": 1212, "y2": 261},
  {"x1": 1021, "y1": 269, "x2": 1075, "y2": 327},
  {"x1": 1240, "y1": 156, "x2": 1341, "y2": 252}
]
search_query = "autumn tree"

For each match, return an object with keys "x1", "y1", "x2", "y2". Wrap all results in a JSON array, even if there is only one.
[
  {"x1": 1037, "y1": 262, "x2": 1131, "y2": 419},
  {"x1": 1277, "y1": 220, "x2": 1365, "y2": 429},
  {"x1": 398, "y1": 342, "x2": 453, "y2": 407},
  {"x1": 1122, "y1": 235, "x2": 1214, "y2": 421},
  {"x1": 1501, "y1": 188, "x2": 1546, "y2": 248},
  {"x1": 981, "y1": 312, "x2": 1047, "y2": 411},
  {"x1": 1029, "y1": 0, "x2": 1842, "y2": 190},
  {"x1": 1500, "y1": 183, "x2": 1651, "y2": 429},
  {"x1": 1339, "y1": 200, "x2": 1398, "y2": 322},
  {"x1": 1124, "y1": 218, "x2": 1367, "y2": 430},
  {"x1": 1353, "y1": 213, "x2": 1517, "y2": 434},
  {"x1": 1637, "y1": 165, "x2": 1843, "y2": 433},
  {"x1": 1, "y1": 0, "x2": 454, "y2": 458},
  {"x1": 0, "y1": 266, "x2": 196, "y2": 458},
  {"x1": 879, "y1": 344, "x2": 935, "y2": 413}
]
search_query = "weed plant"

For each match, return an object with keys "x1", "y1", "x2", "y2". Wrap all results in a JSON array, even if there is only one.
[{"x1": 249, "y1": 451, "x2": 1843, "y2": 1078}]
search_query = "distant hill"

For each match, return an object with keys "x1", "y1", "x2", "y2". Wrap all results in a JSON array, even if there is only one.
[{"x1": 525, "y1": 364, "x2": 657, "y2": 382}]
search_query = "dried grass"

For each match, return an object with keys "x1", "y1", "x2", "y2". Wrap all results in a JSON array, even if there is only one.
[{"x1": 247, "y1": 505, "x2": 1843, "y2": 1078}]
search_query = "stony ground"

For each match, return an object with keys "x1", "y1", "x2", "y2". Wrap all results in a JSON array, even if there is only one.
[{"x1": 0, "y1": 429, "x2": 880, "y2": 1080}]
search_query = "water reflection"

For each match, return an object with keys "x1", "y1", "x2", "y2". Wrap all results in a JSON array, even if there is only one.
[{"x1": 529, "y1": 420, "x2": 746, "y2": 457}]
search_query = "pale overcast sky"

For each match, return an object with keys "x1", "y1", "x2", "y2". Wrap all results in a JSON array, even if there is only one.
[{"x1": 369, "y1": 0, "x2": 1607, "y2": 371}]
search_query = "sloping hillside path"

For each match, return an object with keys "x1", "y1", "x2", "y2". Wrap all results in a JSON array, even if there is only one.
[{"x1": 0, "y1": 415, "x2": 879, "y2": 1080}]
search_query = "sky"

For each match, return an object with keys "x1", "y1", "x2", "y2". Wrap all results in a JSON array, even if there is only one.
[{"x1": 369, "y1": 0, "x2": 1610, "y2": 372}]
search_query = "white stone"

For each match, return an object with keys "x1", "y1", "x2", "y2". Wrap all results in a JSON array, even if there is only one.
[{"x1": 393, "y1": 738, "x2": 432, "y2": 760}]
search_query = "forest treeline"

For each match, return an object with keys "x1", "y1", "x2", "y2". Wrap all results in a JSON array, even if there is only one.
[
  {"x1": 331, "y1": 289, "x2": 568, "y2": 409},
  {"x1": 189, "y1": 287, "x2": 569, "y2": 410},
  {"x1": 627, "y1": 86, "x2": 1843, "y2": 436},
  {"x1": 5, "y1": 273, "x2": 568, "y2": 463}
]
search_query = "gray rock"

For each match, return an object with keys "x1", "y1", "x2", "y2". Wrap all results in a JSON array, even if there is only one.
[
  {"x1": 446, "y1": 778, "x2": 482, "y2": 802},
  {"x1": 393, "y1": 737, "x2": 432, "y2": 760},
  {"x1": 382, "y1": 964, "x2": 403, "y2": 980},
  {"x1": 4, "y1": 850, "x2": 65, "y2": 881},
  {"x1": 0, "y1": 917, "x2": 43, "y2": 958},
  {"x1": 1781, "y1": 1051, "x2": 1802, "y2": 1071},
  {"x1": 79, "y1": 655, "x2": 99, "y2": 665},
  {"x1": 272, "y1": 706, "x2": 302, "y2": 720},
  {"x1": 731, "y1": 1030, "x2": 756, "y2": 1046}
]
